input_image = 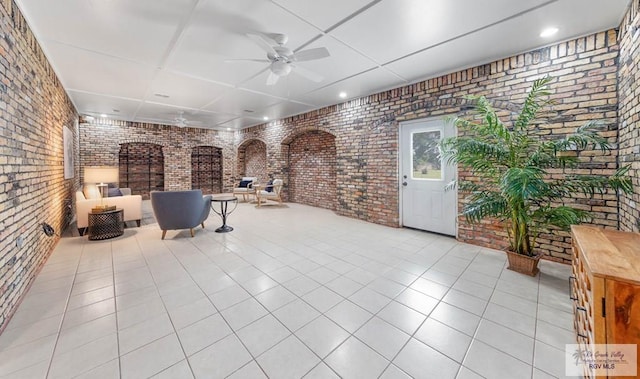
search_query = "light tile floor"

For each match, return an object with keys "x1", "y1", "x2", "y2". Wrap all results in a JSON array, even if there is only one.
[{"x1": 0, "y1": 201, "x2": 576, "y2": 378}]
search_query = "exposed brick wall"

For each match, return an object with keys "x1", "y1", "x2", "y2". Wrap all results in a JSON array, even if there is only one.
[
  {"x1": 119, "y1": 143, "x2": 164, "y2": 199},
  {"x1": 192, "y1": 146, "x2": 223, "y2": 195},
  {"x1": 237, "y1": 30, "x2": 623, "y2": 263},
  {"x1": 79, "y1": 118, "x2": 235, "y2": 194},
  {"x1": 238, "y1": 139, "x2": 268, "y2": 183},
  {"x1": 618, "y1": 0, "x2": 640, "y2": 232},
  {"x1": 0, "y1": 1, "x2": 78, "y2": 332},
  {"x1": 287, "y1": 131, "x2": 337, "y2": 210}
]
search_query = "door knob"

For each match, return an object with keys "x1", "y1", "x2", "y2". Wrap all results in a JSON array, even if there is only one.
[{"x1": 402, "y1": 182, "x2": 407, "y2": 186}]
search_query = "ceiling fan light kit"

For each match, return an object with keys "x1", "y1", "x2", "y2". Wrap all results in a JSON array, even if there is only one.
[{"x1": 235, "y1": 32, "x2": 330, "y2": 85}]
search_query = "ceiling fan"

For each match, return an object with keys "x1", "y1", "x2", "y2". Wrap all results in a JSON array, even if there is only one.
[
  {"x1": 174, "y1": 111, "x2": 188, "y2": 127},
  {"x1": 230, "y1": 32, "x2": 330, "y2": 85}
]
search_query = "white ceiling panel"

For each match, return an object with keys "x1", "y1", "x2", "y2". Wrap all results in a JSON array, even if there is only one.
[
  {"x1": 69, "y1": 91, "x2": 142, "y2": 121},
  {"x1": 16, "y1": 0, "x2": 198, "y2": 66},
  {"x1": 271, "y1": 0, "x2": 377, "y2": 31},
  {"x1": 238, "y1": 69, "x2": 313, "y2": 99},
  {"x1": 45, "y1": 42, "x2": 155, "y2": 99},
  {"x1": 299, "y1": 67, "x2": 406, "y2": 106},
  {"x1": 386, "y1": 0, "x2": 632, "y2": 84},
  {"x1": 203, "y1": 88, "x2": 283, "y2": 115},
  {"x1": 219, "y1": 117, "x2": 268, "y2": 129},
  {"x1": 14, "y1": 0, "x2": 630, "y2": 129},
  {"x1": 330, "y1": 0, "x2": 552, "y2": 64},
  {"x1": 146, "y1": 71, "x2": 230, "y2": 108},
  {"x1": 199, "y1": 0, "x2": 323, "y2": 50},
  {"x1": 165, "y1": 23, "x2": 266, "y2": 85},
  {"x1": 259, "y1": 101, "x2": 317, "y2": 121},
  {"x1": 136, "y1": 102, "x2": 235, "y2": 128}
]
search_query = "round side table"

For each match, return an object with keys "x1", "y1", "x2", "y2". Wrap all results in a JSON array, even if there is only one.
[
  {"x1": 211, "y1": 196, "x2": 238, "y2": 233},
  {"x1": 88, "y1": 209, "x2": 124, "y2": 240}
]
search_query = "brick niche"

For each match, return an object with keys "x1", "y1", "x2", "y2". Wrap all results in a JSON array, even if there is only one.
[
  {"x1": 287, "y1": 130, "x2": 337, "y2": 210},
  {"x1": 237, "y1": 139, "x2": 268, "y2": 183},
  {"x1": 119, "y1": 143, "x2": 164, "y2": 200},
  {"x1": 192, "y1": 146, "x2": 223, "y2": 195}
]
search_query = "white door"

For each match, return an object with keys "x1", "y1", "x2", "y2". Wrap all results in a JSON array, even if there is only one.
[{"x1": 400, "y1": 118, "x2": 456, "y2": 236}]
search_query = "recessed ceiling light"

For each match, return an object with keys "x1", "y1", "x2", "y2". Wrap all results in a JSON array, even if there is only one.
[
  {"x1": 263, "y1": 116, "x2": 269, "y2": 121},
  {"x1": 339, "y1": 92, "x2": 347, "y2": 99},
  {"x1": 226, "y1": 127, "x2": 232, "y2": 131},
  {"x1": 540, "y1": 27, "x2": 559, "y2": 38},
  {"x1": 100, "y1": 113, "x2": 107, "y2": 118}
]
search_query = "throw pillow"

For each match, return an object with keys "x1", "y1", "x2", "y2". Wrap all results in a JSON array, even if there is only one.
[
  {"x1": 239, "y1": 180, "x2": 252, "y2": 188},
  {"x1": 265, "y1": 180, "x2": 273, "y2": 193},
  {"x1": 108, "y1": 187, "x2": 123, "y2": 197},
  {"x1": 83, "y1": 184, "x2": 101, "y2": 199}
]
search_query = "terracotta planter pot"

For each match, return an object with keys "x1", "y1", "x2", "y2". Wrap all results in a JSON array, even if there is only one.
[{"x1": 506, "y1": 250, "x2": 541, "y2": 276}]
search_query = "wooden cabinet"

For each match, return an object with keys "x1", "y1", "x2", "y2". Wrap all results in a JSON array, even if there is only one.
[{"x1": 571, "y1": 225, "x2": 640, "y2": 378}]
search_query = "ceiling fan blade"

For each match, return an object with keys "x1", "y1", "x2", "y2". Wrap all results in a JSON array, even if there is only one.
[
  {"x1": 292, "y1": 65, "x2": 324, "y2": 82},
  {"x1": 223, "y1": 58, "x2": 270, "y2": 63},
  {"x1": 263, "y1": 33, "x2": 288, "y2": 46},
  {"x1": 247, "y1": 33, "x2": 277, "y2": 55},
  {"x1": 266, "y1": 71, "x2": 280, "y2": 86},
  {"x1": 292, "y1": 47, "x2": 330, "y2": 62}
]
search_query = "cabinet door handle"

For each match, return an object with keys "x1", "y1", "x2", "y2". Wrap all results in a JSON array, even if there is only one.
[{"x1": 569, "y1": 276, "x2": 577, "y2": 301}]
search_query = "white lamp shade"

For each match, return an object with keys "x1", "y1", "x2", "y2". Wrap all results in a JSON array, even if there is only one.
[{"x1": 84, "y1": 166, "x2": 119, "y2": 184}]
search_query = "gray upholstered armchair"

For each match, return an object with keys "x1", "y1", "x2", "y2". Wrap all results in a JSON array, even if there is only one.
[{"x1": 150, "y1": 190, "x2": 212, "y2": 239}]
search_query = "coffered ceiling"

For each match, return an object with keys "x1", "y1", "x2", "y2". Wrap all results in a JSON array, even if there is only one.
[{"x1": 15, "y1": 0, "x2": 630, "y2": 130}]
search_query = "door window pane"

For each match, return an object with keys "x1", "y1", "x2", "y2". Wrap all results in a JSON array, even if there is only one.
[{"x1": 412, "y1": 130, "x2": 442, "y2": 180}]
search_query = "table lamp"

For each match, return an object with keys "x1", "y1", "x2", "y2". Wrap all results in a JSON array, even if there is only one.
[{"x1": 84, "y1": 166, "x2": 119, "y2": 211}]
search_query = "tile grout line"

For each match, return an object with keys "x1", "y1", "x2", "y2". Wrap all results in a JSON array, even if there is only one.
[{"x1": 43, "y1": 240, "x2": 86, "y2": 378}]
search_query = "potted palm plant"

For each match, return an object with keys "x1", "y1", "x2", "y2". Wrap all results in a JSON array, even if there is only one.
[{"x1": 441, "y1": 77, "x2": 632, "y2": 276}]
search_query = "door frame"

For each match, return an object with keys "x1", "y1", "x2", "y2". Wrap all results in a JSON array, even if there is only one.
[{"x1": 398, "y1": 117, "x2": 458, "y2": 237}]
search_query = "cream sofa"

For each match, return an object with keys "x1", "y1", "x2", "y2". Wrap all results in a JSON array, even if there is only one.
[{"x1": 75, "y1": 188, "x2": 143, "y2": 236}]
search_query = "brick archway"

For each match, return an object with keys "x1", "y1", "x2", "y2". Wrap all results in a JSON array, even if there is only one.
[
  {"x1": 237, "y1": 139, "x2": 268, "y2": 183},
  {"x1": 118, "y1": 142, "x2": 164, "y2": 199},
  {"x1": 287, "y1": 130, "x2": 337, "y2": 210}
]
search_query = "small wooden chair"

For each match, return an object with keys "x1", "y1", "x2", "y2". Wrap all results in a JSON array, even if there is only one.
[{"x1": 255, "y1": 179, "x2": 284, "y2": 207}]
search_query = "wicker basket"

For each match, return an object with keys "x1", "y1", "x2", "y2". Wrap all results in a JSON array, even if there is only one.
[{"x1": 506, "y1": 250, "x2": 541, "y2": 276}]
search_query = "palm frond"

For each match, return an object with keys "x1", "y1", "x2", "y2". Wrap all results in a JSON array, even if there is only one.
[
  {"x1": 531, "y1": 206, "x2": 590, "y2": 231},
  {"x1": 514, "y1": 77, "x2": 554, "y2": 131},
  {"x1": 441, "y1": 137, "x2": 510, "y2": 168},
  {"x1": 563, "y1": 166, "x2": 633, "y2": 196},
  {"x1": 462, "y1": 194, "x2": 508, "y2": 223},
  {"x1": 501, "y1": 167, "x2": 547, "y2": 201},
  {"x1": 555, "y1": 121, "x2": 610, "y2": 152}
]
